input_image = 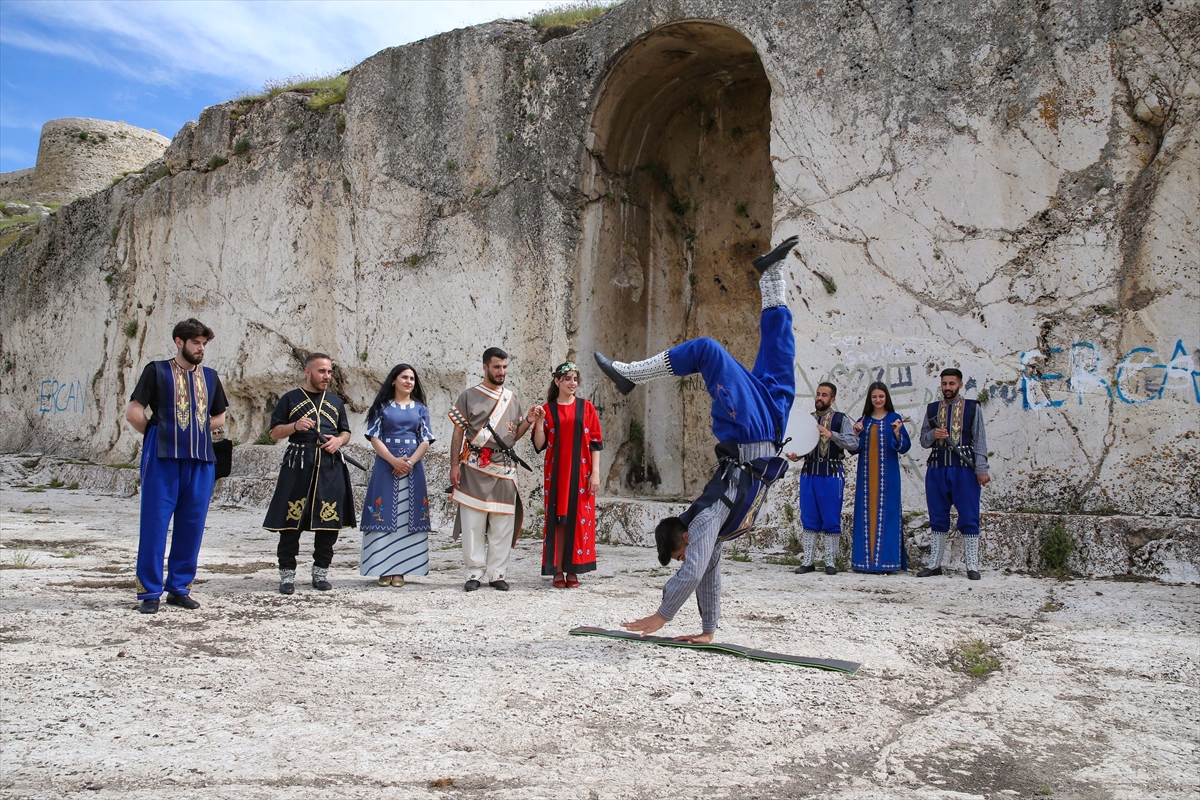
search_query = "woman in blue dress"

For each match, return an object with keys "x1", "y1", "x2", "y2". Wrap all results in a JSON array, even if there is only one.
[
  {"x1": 851, "y1": 381, "x2": 911, "y2": 573},
  {"x1": 360, "y1": 364, "x2": 435, "y2": 586}
]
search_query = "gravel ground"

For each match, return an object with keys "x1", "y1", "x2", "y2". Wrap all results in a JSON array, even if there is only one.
[{"x1": 1, "y1": 479, "x2": 1197, "y2": 800}]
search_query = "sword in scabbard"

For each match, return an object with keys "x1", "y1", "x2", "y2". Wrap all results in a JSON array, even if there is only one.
[
  {"x1": 484, "y1": 422, "x2": 533, "y2": 472},
  {"x1": 300, "y1": 406, "x2": 368, "y2": 471}
]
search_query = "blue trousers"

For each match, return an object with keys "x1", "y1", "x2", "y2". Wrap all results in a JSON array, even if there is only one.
[
  {"x1": 925, "y1": 466, "x2": 981, "y2": 537},
  {"x1": 800, "y1": 473, "x2": 845, "y2": 533},
  {"x1": 667, "y1": 305, "x2": 796, "y2": 444},
  {"x1": 137, "y1": 426, "x2": 216, "y2": 599}
]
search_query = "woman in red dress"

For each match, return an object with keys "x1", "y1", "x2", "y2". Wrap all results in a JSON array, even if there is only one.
[{"x1": 531, "y1": 362, "x2": 603, "y2": 588}]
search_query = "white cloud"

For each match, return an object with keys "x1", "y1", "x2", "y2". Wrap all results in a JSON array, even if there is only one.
[{"x1": 0, "y1": 0, "x2": 554, "y2": 90}]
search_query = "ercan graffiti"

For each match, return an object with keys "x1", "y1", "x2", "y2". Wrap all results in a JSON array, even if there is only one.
[
  {"x1": 39, "y1": 379, "x2": 87, "y2": 413},
  {"x1": 1021, "y1": 340, "x2": 1199, "y2": 409}
]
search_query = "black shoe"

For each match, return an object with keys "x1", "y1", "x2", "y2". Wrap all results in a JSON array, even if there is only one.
[
  {"x1": 312, "y1": 578, "x2": 333, "y2": 591},
  {"x1": 137, "y1": 598, "x2": 159, "y2": 614},
  {"x1": 464, "y1": 579, "x2": 481, "y2": 592},
  {"x1": 166, "y1": 593, "x2": 199, "y2": 610},
  {"x1": 794, "y1": 564, "x2": 816, "y2": 574},
  {"x1": 967, "y1": 570, "x2": 981, "y2": 581},
  {"x1": 490, "y1": 580, "x2": 510, "y2": 592},
  {"x1": 825, "y1": 565, "x2": 837, "y2": 576},
  {"x1": 593, "y1": 352, "x2": 636, "y2": 396},
  {"x1": 752, "y1": 235, "x2": 800, "y2": 273},
  {"x1": 916, "y1": 567, "x2": 943, "y2": 578},
  {"x1": 279, "y1": 582, "x2": 295, "y2": 595}
]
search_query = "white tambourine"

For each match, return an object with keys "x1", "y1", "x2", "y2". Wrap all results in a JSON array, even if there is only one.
[{"x1": 782, "y1": 406, "x2": 820, "y2": 457}]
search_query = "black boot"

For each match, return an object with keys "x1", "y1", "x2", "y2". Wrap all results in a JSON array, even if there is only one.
[
  {"x1": 916, "y1": 566, "x2": 943, "y2": 578},
  {"x1": 593, "y1": 352, "x2": 636, "y2": 396},
  {"x1": 137, "y1": 598, "x2": 159, "y2": 614},
  {"x1": 752, "y1": 235, "x2": 799, "y2": 274},
  {"x1": 794, "y1": 564, "x2": 816, "y2": 574}
]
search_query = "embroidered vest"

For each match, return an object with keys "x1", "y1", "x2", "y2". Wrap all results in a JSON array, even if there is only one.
[
  {"x1": 152, "y1": 360, "x2": 217, "y2": 462},
  {"x1": 801, "y1": 411, "x2": 847, "y2": 477},
  {"x1": 925, "y1": 398, "x2": 977, "y2": 469}
]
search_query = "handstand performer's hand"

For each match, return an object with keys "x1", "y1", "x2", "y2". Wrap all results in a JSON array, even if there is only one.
[
  {"x1": 621, "y1": 613, "x2": 666, "y2": 636},
  {"x1": 674, "y1": 632, "x2": 714, "y2": 644}
]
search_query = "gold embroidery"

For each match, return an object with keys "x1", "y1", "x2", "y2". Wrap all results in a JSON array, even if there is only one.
[
  {"x1": 172, "y1": 362, "x2": 191, "y2": 430},
  {"x1": 192, "y1": 367, "x2": 209, "y2": 432},
  {"x1": 815, "y1": 410, "x2": 835, "y2": 459},
  {"x1": 319, "y1": 501, "x2": 338, "y2": 522},
  {"x1": 135, "y1": 576, "x2": 147, "y2": 593},
  {"x1": 286, "y1": 499, "x2": 306, "y2": 521},
  {"x1": 949, "y1": 397, "x2": 965, "y2": 446}
]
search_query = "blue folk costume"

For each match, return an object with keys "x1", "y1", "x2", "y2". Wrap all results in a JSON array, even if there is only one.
[
  {"x1": 594, "y1": 238, "x2": 796, "y2": 634},
  {"x1": 360, "y1": 400, "x2": 435, "y2": 577},
  {"x1": 263, "y1": 388, "x2": 356, "y2": 588},
  {"x1": 798, "y1": 409, "x2": 859, "y2": 572},
  {"x1": 919, "y1": 395, "x2": 989, "y2": 576},
  {"x1": 851, "y1": 413, "x2": 912, "y2": 573},
  {"x1": 130, "y1": 359, "x2": 228, "y2": 600}
]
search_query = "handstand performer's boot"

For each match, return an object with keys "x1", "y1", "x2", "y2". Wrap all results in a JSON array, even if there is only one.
[
  {"x1": 593, "y1": 351, "x2": 673, "y2": 396},
  {"x1": 964, "y1": 535, "x2": 981, "y2": 580},
  {"x1": 795, "y1": 529, "x2": 818, "y2": 574},
  {"x1": 752, "y1": 235, "x2": 800, "y2": 274},
  {"x1": 918, "y1": 531, "x2": 947, "y2": 577}
]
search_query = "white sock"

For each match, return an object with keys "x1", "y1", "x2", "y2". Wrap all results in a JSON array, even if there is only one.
[
  {"x1": 611, "y1": 351, "x2": 674, "y2": 385},
  {"x1": 759, "y1": 267, "x2": 787, "y2": 310},
  {"x1": 802, "y1": 530, "x2": 818, "y2": 566},
  {"x1": 930, "y1": 531, "x2": 948, "y2": 568},
  {"x1": 964, "y1": 536, "x2": 980, "y2": 571},
  {"x1": 824, "y1": 533, "x2": 840, "y2": 567}
]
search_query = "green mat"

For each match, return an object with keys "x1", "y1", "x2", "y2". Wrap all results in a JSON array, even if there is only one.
[{"x1": 569, "y1": 627, "x2": 860, "y2": 674}]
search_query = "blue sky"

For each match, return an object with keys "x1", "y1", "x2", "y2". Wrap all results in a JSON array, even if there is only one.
[{"x1": 0, "y1": 0, "x2": 562, "y2": 172}]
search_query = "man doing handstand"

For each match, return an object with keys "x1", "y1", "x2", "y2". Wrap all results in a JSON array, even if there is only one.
[{"x1": 594, "y1": 235, "x2": 799, "y2": 643}]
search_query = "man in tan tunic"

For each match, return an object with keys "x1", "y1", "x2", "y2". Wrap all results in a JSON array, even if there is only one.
[{"x1": 448, "y1": 346, "x2": 540, "y2": 591}]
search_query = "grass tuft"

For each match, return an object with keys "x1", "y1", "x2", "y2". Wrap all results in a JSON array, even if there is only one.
[
  {"x1": 1, "y1": 547, "x2": 39, "y2": 570},
  {"x1": 1040, "y1": 522, "x2": 1073, "y2": 575},
  {"x1": 207, "y1": 155, "x2": 229, "y2": 171},
  {"x1": 253, "y1": 430, "x2": 276, "y2": 446},
  {"x1": 233, "y1": 138, "x2": 251, "y2": 156},
  {"x1": 123, "y1": 320, "x2": 138, "y2": 338},
  {"x1": 238, "y1": 72, "x2": 348, "y2": 112},
  {"x1": 951, "y1": 640, "x2": 1000, "y2": 676},
  {"x1": 526, "y1": 1, "x2": 619, "y2": 30}
]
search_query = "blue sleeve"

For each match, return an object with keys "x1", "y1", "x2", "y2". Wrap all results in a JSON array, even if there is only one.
[
  {"x1": 365, "y1": 409, "x2": 383, "y2": 440},
  {"x1": 420, "y1": 405, "x2": 436, "y2": 443},
  {"x1": 890, "y1": 414, "x2": 911, "y2": 454}
]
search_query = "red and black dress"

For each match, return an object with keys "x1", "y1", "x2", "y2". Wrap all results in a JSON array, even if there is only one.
[{"x1": 535, "y1": 398, "x2": 603, "y2": 575}]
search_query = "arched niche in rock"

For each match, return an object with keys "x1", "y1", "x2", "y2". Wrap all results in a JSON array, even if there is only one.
[{"x1": 576, "y1": 20, "x2": 773, "y2": 500}]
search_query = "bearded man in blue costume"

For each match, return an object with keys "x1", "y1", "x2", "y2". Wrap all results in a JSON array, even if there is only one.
[
  {"x1": 595, "y1": 235, "x2": 799, "y2": 644},
  {"x1": 918, "y1": 368, "x2": 991, "y2": 580},
  {"x1": 125, "y1": 318, "x2": 228, "y2": 614}
]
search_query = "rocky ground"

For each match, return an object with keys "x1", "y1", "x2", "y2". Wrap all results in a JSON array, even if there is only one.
[{"x1": 1, "y1": 472, "x2": 1197, "y2": 799}]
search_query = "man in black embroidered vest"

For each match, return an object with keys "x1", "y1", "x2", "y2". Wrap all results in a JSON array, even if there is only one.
[
  {"x1": 918, "y1": 368, "x2": 991, "y2": 579},
  {"x1": 263, "y1": 353, "x2": 356, "y2": 593},
  {"x1": 126, "y1": 318, "x2": 228, "y2": 614},
  {"x1": 786, "y1": 382, "x2": 859, "y2": 575}
]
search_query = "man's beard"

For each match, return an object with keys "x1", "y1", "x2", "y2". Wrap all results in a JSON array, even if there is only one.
[
  {"x1": 814, "y1": 399, "x2": 829, "y2": 412},
  {"x1": 942, "y1": 389, "x2": 958, "y2": 400},
  {"x1": 181, "y1": 347, "x2": 204, "y2": 366},
  {"x1": 490, "y1": 374, "x2": 506, "y2": 385}
]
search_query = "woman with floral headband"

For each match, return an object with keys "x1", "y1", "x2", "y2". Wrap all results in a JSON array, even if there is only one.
[{"x1": 531, "y1": 362, "x2": 603, "y2": 588}]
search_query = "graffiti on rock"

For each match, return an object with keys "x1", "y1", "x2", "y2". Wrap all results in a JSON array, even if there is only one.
[
  {"x1": 39, "y1": 379, "x2": 86, "y2": 413},
  {"x1": 1022, "y1": 339, "x2": 1199, "y2": 409}
]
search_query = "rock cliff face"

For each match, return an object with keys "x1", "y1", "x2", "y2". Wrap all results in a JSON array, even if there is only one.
[{"x1": 1, "y1": 0, "x2": 1196, "y2": 574}]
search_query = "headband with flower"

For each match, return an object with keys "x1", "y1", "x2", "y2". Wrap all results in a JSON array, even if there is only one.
[{"x1": 552, "y1": 362, "x2": 578, "y2": 378}]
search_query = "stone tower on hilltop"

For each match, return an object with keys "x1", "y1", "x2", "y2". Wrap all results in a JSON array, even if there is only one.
[{"x1": 0, "y1": 118, "x2": 169, "y2": 204}]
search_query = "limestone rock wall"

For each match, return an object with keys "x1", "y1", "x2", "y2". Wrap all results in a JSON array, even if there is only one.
[
  {"x1": 0, "y1": 0, "x2": 1196, "y2": 574},
  {"x1": 0, "y1": 118, "x2": 169, "y2": 205}
]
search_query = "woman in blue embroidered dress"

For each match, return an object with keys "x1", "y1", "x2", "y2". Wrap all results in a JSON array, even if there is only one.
[
  {"x1": 360, "y1": 364, "x2": 435, "y2": 586},
  {"x1": 851, "y1": 381, "x2": 911, "y2": 573}
]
